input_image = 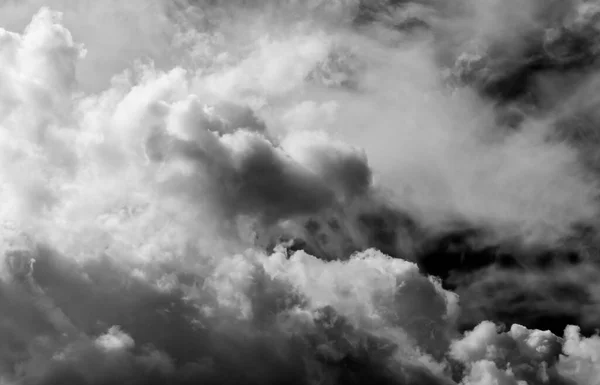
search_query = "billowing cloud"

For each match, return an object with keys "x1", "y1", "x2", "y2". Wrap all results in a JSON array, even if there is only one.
[
  {"x1": 450, "y1": 320, "x2": 600, "y2": 385},
  {"x1": 1, "y1": 1, "x2": 600, "y2": 384},
  {"x1": 0, "y1": 237, "x2": 462, "y2": 384}
]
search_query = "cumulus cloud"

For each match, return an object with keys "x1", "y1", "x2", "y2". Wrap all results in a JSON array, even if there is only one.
[
  {"x1": 1, "y1": 1, "x2": 600, "y2": 384},
  {"x1": 0, "y1": 237, "x2": 462, "y2": 384},
  {"x1": 450, "y1": 320, "x2": 600, "y2": 385}
]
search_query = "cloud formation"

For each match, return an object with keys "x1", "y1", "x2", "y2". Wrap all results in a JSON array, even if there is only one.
[{"x1": 1, "y1": 1, "x2": 600, "y2": 384}]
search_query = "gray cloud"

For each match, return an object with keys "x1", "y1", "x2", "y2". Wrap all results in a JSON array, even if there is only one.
[{"x1": 1, "y1": 1, "x2": 600, "y2": 384}]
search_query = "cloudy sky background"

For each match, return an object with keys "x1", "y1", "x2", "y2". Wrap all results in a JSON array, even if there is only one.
[{"x1": 1, "y1": 1, "x2": 600, "y2": 384}]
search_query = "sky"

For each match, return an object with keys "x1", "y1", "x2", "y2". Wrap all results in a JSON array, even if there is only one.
[{"x1": 1, "y1": 0, "x2": 600, "y2": 384}]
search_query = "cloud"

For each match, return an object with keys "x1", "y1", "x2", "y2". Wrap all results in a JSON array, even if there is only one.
[
  {"x1": 1, "y1": 1, "x2": 600, "y2": 384},
  {"x1": 0, "y1": 236, "x2": 461, "y2": 384},
  {"x1": 450, "y1": 320, "x2": 600, "y2": 385},
  {"x1": 557, "y1": 326, "x2": 600, "y2": 385}
]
